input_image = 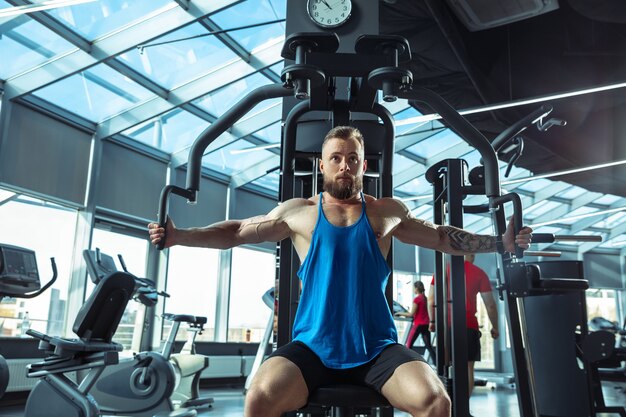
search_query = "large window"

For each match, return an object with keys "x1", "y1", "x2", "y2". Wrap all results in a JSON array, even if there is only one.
[
  {"x1": 586, "y1": 288, "x2": 619, "y2": 323},
  {"x1": 228, "y1": 247, "x2": 275, "y2": 343},
  {"x1": 0, "y1": 190, "x2": 77, "y2": 338},
  {"x1": 394, "y1": 271, "x2": 418, "y2": 343},
  {"x1": 90, "y1": 227, "x2": 148, "y2": 351},
  {"x1": 164, "y1": 246, "x2": 219, "y2": 342}
]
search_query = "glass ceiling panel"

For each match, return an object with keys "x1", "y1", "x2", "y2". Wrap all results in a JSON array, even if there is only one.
[
  {"x1": 45, "y1": 0, "x2": 173, "y2": 41},
  {"x1": 598, "y1": 233, "x2": 626, "y2": 249},
  {"x1": 515, "y1": 178, "x2": 554, "y2": 193},
  {"x1": 463, "y1": 213, "x2": 487, "y2": 229},
  {"x1": 594, "y1": 194, "x2": 622, "y2": 206},
  {"x1": 210, "y1": 0, "x2": 286, "y2": 52},
  {"x1": 411, "y1": 203, "x2": 433, "y2": 219},
  {"x1": 0, "y1": 19, "x2": 75, "y2": 80},
  {"x1": 249, "y1": 171, "x2": 280, "y2": 196},
  {"x1": 405, "y1": 129, "x2": 463, "y2": 159},
  {"x1": 557, "y1": 206, "x2": 600, "y2": 225},
  {"x1": 193, "y1": 72, "x2": 275, "y2": 118},
  {"x1": 269, "y1": 62, "x2": 283, "y2": 78},
  {"x1": 202, "y1": 139, "x2": 274, "y2": 175},
  {"x1": 523, "y1": 200, "x2": 563, "y2": 220},
  {"x1": 554, "y1": 185, "x2": 587, "y2": 199},
  {"x1": 395, "y1": 175, "x2": 431, "y2": 196},
  {"x1": 118, "y1": 22, "x2": 240, "y2": 90},
  {"x1": 254, "y1": 121, "x2": 281, "y2": 144},
  {"x1": 393, "y1": 107, "x2": 422, "y2": 136},
  {"x1": 33, "y1": 63, "x2": 154, "y2": 122},
  {"x1": 393, "y1": 153, "x2": 416, "y2": 174},
  {"x1": 594, "y1": 212, "x2": 626, "y2": 229},
  {"x1": 123, "y1": 108, "x2": 210, "y2": 154}
]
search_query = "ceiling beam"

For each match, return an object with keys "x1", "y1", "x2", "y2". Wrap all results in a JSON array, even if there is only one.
[{"x1": 200, "y1": 16, "x2": 280, "y2": 83}]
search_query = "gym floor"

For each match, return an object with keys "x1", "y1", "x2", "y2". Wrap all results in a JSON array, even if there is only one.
[{"x1": 0, "y1": 380, "x2": 624, "y2": 416}]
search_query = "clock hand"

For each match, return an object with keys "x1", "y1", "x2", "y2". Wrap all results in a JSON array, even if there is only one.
[{"x1": 321, "y1": 0, "x2": 332, "y2": 9}]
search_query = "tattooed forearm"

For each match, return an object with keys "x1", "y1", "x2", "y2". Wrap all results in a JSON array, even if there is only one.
[{"x1": 438, "y1": 226, "x2": 496, "y2": 253}]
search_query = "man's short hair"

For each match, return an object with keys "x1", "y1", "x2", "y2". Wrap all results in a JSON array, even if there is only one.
[{"x1": 322, "y1": 126, "x2": 365, "y2": 151}]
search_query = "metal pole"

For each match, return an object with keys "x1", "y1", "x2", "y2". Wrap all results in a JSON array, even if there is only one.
[
  {"x1": 277, "y1": 101, "x2": 311, "y2": 348},
  {"x1": 446, "y1": 159, "x2": 469, "y2": 417}
]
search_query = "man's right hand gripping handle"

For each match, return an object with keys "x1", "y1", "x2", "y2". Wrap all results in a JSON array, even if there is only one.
[{"x1": 149, "y1": 217, "x2": 171, "y2": 250}]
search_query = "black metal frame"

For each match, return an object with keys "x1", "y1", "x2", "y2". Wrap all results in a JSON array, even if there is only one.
[
  {"x1": 154, "y1": 26, "x2": 619, "y2": 417},
  {"x1": 421, "y1": 102, "x2": 618, "y2": 417},
  {"x1": 155, "y1": 28, "x2": 508, "y2": 416}
]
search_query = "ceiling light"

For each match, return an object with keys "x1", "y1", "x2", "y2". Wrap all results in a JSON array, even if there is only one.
[
  {"x1": 530, "y1": 206, "x2": 626, "y2": 228},
  {"x1": 0, "y1": 0, "x2": 97, "y2": 18},
  {"x1": 229, "y1": 143, "x2": 280, "y2": 155},
  {"x1": 503, "y1": 159, "x2": 626, "y2": 185},
  {"x1": 395, "y1": 81, "x2": 626, "y2": 127}
]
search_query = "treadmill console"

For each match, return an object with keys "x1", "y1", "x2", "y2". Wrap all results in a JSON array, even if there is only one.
[{"x1": 0, "y1": 244, "x2": 41, "y2": 296}]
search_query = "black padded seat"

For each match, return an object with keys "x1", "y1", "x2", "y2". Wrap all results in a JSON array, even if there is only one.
[
  {"x1": 26, "y1": 271, "x2": 136, "y2": 375},
  {"x1": 298, "y1": 384, "x2": 393, "y2": 417}
]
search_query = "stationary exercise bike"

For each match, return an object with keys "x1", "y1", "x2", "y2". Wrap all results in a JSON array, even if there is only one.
[
  {"x1": 586, "y1": 316, "x2": 626, "y2": 382},
  {"x1": 23, "y1": 255, "x2": 136, "y2": 417},
  {"x1": 0, "y1": 244, "x2": 57, "y2": 400},
  {"x1": 81, "y1": 249, "x2": 213, "y2": 416}
]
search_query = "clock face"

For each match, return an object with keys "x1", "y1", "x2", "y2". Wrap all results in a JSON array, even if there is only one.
[{"x1": 307, "y1": 0, "x2": 352, "y2": 28}]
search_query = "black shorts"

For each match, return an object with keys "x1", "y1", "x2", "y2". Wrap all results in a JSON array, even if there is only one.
[
  {"x1": 467, "y1": 328, "x2": 482, "y2": 362},
  {"x1": 267, "y1": 341, "x2": 426, "y2": 394}
]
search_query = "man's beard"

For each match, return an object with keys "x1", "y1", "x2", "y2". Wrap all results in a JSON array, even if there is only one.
[{"x1": 323, "y1": 174, "x2": 363, "y2": 200}]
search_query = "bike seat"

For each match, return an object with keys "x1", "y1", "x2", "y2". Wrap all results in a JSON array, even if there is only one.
[{"x1": 163, "y1": 314, "x2": 207, "y2": 325}]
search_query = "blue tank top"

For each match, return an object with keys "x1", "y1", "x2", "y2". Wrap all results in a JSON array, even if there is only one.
[{"x1": 292, "y1": 192, "x2": 398, "y2": 368}]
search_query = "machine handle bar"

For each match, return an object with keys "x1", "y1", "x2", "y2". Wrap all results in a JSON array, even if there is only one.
[
  {"x1": 490, "y1": 192, "x2": 524, "y2": 259},
  {"x1": 524, "y1": 251, "x2": 562, "y2": 257},
  {"x1": 532, "y1": 233, "x2": 602, "y2": 243},
  {"x1": 19, "y1": 258, "x2": 58, "y2": 299},
  {"x1": 491, "y1": 105, "x2": 552, "y2": 153},
  {"x1": 156, "y1": 185, "x2": 196, "y2": 250}
]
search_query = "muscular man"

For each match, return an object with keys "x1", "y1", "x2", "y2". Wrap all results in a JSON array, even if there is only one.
[
  {"x1": 428, "y1": 254, "x2": 500, "y2": 397},
  {"x1": 148, "y1": 126, "x2": 532, "y2": 417}
]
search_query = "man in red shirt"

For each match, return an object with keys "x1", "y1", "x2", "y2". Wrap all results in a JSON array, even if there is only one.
[
  {"x1": 395, "y1": 281, "x2": 436, "y2": 363},
  {"x1": 427, "y1": 254, "x2": 499, "y2": 396}
]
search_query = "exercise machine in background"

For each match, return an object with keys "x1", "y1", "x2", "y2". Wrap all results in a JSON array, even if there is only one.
[
  {"x1": 244, "y1": 287, "x2": 275, "y2": 394},
  {"x1": 0, "y1": 244, "x2": 57, "y2": 400},
  {"x1": 23, "y1": 256, "x2": 135, "y2": 417},
  {"x1": 81, "y1": 249, "x2": 213, "y2": 416},
  {"x1": 426, "y1": 104, "x2": 625, "y2": 417}
]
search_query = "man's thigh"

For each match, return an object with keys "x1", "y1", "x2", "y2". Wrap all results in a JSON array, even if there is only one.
[
  {"x1": 364, "y1": 343, "x2": 426, "y2": 392},
  {"x1": 380, "y1": 360, "x2": 448, "y2": 413},
  {"x1": 247, "y1": 356, "x2": 308, "y2": 411}
]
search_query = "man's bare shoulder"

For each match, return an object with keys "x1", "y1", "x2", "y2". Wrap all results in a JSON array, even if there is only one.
[
  {"x1": 367, "y1": 196, "x2": 410, "y2": 216},
  {"x1": 269, "y1": 197, "x2": 316, "y2": 218}
]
